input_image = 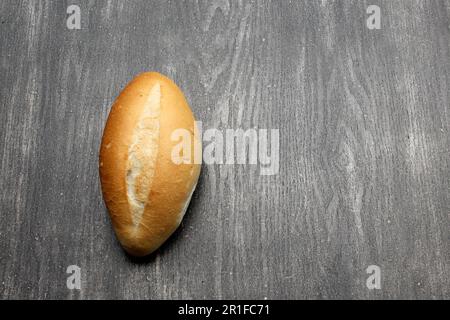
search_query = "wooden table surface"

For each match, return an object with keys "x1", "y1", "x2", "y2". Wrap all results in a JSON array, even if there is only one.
[{"x1": 0, "y1": 0, "x2": 449, "y2": 300}]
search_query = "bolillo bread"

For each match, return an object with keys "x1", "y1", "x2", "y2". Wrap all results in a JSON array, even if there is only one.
[{"x1": 99, "y1": 72, "x2": 201, "y2": 257}]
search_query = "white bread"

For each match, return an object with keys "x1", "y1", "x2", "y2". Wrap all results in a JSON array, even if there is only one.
[{"x1": 99, "y1": 72, "x2": 201, "y2": 257}]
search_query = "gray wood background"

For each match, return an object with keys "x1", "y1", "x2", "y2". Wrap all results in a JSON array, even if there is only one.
[{"x1": 0, "y1": 0, "x2": 449, "y2": 300}]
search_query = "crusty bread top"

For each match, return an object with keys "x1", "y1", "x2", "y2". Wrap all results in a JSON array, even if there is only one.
[{"x1": 99, "y1": 72, "x2": 201, "y2": 256}]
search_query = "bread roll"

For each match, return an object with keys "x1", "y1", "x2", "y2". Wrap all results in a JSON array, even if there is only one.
[{"x1": 99, "y1": 72, "x2": 201, "y2": 257}]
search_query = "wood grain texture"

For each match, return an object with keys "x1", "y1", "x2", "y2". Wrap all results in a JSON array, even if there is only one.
[{"x1": 0, "y1": 0, "x2": 449, "y2": 299}]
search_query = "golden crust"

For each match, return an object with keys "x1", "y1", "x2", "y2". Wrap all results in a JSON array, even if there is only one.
[{"x1": 99, "y1": 72, "x2": 201, "y2": 256}]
